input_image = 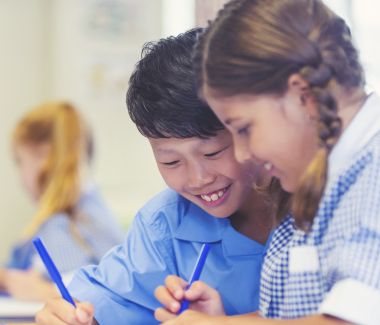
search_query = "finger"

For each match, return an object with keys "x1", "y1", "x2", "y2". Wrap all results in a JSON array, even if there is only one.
[
  {"x1": 165, "y1": 275, "x2": 187, "y2": 300},
  {"x1": 154, "y1": 285, "x2": 180, "y2": 313},
  {"x1": 35, "y1": 308, "x2": 70, "y2": 325},
  {"x1": 45, "y1": 298, "x2": 81, "y2": 324},
  {"x1": 154, "y1": 307, "x2": 177, "y2": 322},
  {"x1": 185, "y1": 281, "x2": 219, "y2": 301},
  {"x1": 162, "y1": 310, "x2": 194, "y2": 325},
  {"x1": 75, "y1": 302, "x2": 94, "y2": 323}
]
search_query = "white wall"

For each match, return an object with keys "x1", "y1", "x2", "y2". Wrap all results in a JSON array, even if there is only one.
[
  {"x1": 47, "y1": 0, "x2": 166, "y2": 228},
  {"x1": 162, "y1": 0, "x2": 195, "y2": 37},
  {"x1": 0, "y1": 0, "x2": 197, "y2": 263},
  {"x1": 0, "y1": 0, "x2": 50, "y2": 263}
]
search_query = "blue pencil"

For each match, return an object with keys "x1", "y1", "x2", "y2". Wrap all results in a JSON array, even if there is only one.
[
  {"x1": 178, "y1": 243, "x2": 211, "y2": 313},
  {"x1": 33, "y1": 237, "x2": 76, "y2": 306}
]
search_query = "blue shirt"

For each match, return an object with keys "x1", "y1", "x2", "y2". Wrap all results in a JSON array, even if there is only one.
[
  {"x1": 260, "y1": 93, "x2": 380, "y2": 324},
  {"x1": 69, "y1": 189, "x2": 267, "y2": 324},
  {"x1": 7, "y1": 185, "x2": 124, "y2": 275}
]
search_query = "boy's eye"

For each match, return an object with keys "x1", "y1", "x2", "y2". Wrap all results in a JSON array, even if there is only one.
[
  {"x1": 204, "y1": 146, "x2": 228, "y2": 157},
  {"x1": 161, "y1": 160, "x2": 180, "y2": 166}
]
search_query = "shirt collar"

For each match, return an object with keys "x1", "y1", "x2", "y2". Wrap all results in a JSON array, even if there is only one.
[
  {"x1": 328, "y1": 92, "x2": 380, "y2": 186},
  {"x1": 173, "y1": 202, "x2": 225, "y2": 243},
  {"x1": 174, "y1": 201, "x2": 266, "y2": 256},
  {"x1": 220, "y1": 222, "x2": 266, "y2": 256}
]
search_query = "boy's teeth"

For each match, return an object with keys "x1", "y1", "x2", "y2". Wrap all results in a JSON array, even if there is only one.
[
  {"x1": 211, "y1": 193, "x2": 219, "y2": 201},
  {"x1": 201, "y1": 188, "x2": 227, "y2": 203},
  {"x1": 201, "y1": 195, "x2": 212, "y2": 202}
]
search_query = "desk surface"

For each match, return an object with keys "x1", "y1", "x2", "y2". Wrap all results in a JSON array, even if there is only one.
[
  {"x1": 4, "y1": 323, "x2": 36, "y2": 325},
  {"x1": 1, "y1": 319, "x2": 36, "y2": 324},
  {"x1": 0, "y1": 296, "x2": 42, "y2": 325}
]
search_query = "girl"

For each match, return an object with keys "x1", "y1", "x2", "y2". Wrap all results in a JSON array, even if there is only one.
[
  {"x1": 0, "y1": 102, "x2": 123, "y2": 301},
  {"x1": 156, "y1": 1, "x2": 380, "y2": 324}
]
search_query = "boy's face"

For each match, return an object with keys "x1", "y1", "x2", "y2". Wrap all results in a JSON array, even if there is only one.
[{"x1": 149, "y1": 130, "x2": 256, "y2": 218}]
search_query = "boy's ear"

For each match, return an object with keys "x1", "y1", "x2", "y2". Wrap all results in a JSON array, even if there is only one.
[{"x1": 287, "y1": 73, "x2": 318, "y2": 119}]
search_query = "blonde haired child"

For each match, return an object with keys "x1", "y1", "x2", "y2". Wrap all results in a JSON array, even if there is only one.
[{"x1": 0, "y1": 101, "x2": 123, "y2": 301}]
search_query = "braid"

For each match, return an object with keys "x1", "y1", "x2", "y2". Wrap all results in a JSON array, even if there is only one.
[
  {"x1": 292, "y1": 20, "x2": 357, "y2": 228},
  {"x1": 292, "y1": 62, "x2": 341, "y2": 228}
]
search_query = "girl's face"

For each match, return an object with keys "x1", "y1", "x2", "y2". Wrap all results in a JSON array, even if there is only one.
[
  {"x1": 205, "y1": 82, "x2": 319, "y2": 193},
  {"x1": 149, "y1": 130, "x2": 259, "y2": 218},
  {"x1": 14, "y1": 144, "x2": 49, "y2": 201}
]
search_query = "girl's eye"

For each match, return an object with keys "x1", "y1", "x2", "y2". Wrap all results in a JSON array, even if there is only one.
[
  {"x1": 161, "y1": 160, "x2": 179, "y2": 166},
  {"x1": 237, "y1": 125, "x2": 250, "y2": 136},
  {"x1": 204, "y1": 146, "x2": 228, "y2": 157}
]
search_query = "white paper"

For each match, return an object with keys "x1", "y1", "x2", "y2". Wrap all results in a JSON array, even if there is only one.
[{"x1": 0, "y1": 296, "x2": 43, "y2": 318}]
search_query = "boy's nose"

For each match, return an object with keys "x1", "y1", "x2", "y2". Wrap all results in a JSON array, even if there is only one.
[{"x1": 187, "y1": 165, "x2": 215, "y2": 190}]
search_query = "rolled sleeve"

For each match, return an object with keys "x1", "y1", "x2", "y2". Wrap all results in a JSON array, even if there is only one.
[
  {"x1": 69, "y1": 211, "x2": 175, "y2": 324},
  {"x1": 320, "y1": 278, "x2": 380, "y2": 325},
  {"x1": 319, "y1": 227, "x2": 380, "y2": 325}
]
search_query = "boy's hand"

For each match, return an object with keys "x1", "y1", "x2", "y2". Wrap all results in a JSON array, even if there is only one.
[
  {"x1": 35, "y1": 298, "x2": 97, "y2": 325},
  {"x1": 154, "y1": 275, "x2": 225, "y2": 322}
]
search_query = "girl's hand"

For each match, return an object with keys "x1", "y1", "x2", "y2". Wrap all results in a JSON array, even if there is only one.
[
  {"x1": 36, "y1": 298, "x2": 97, "y2": 325},
  {"x1": 4, "y1": 269, "x2": 59, "y2": 301},
  {"x1": 154, "y1": 275, "x2": 225, "y2": 322}
]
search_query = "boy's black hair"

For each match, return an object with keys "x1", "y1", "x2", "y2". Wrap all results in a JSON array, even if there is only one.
[{"x1": 127, "y1": 28, "x2": 224, "y2": 139}]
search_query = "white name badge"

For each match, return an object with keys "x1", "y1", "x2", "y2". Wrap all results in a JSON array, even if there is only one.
[{"x1": 289, "y1": 245, "x2": 320, "y2": 273}]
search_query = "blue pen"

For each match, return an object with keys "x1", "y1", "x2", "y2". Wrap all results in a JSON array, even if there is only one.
[
  {"x1": 178, "y1": 243, "x2": 211, "y2": 313},
  {"x1": 33, "y1": 237, "x2": 76, "y2": 306}
]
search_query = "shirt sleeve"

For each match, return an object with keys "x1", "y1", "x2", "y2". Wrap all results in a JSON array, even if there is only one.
[
  {"x1": 69, "y1": 210, "x2": 176, "y2": 325},
  {"x1": 319, "y1": 156, "x2": 380, "y2": 325},
  {"x1": 319, "y1": 228, "x2": 380, "y2": 325}
]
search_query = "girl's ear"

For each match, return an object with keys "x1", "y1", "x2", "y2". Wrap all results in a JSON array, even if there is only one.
[
  {"x1": 287, "y1": 73, "x2": 318, "y2": 119},
  {"x1": 288, "y1": 73, "x2": 309, "y2": 91}
]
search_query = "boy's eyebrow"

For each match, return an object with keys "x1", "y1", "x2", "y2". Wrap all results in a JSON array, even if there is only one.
[
  {"x1": 155, "y1": 138, "x2": 215, "y2": 154},
  {"x1": 156, "y1": 148, "x2": 177, "y2": 154}
]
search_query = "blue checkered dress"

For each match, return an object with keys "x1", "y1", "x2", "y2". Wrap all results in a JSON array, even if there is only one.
[{"x1": 260, "y1": 132, "x2": 380, "y2": 319}]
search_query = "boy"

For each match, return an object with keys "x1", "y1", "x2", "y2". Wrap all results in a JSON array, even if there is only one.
[{"x1": 36, "y1": 29, "x2": 276, "y2": 325}]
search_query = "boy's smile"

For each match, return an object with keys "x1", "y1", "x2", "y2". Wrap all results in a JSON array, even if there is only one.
[
  {"x1": 149, "y1": 130, "x2": 256, "y2": 218},
  {"x1": 197, "y1": 184, "x2": 231, "y2": 207}
]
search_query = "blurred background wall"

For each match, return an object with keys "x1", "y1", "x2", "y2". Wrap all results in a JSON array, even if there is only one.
[
  {"x1": 0, "y1": 0, "x2": 197, "y2": 263},
  {"x1": 1, "y1": 0, "x2": 379, "y2": 263}
]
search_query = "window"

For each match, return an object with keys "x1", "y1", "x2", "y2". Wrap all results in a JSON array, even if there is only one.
[{"x1": 325, "y1": 0, "x2": 380, "y2": 91}]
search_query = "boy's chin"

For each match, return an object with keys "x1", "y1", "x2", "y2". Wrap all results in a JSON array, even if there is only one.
[{"x1": 202, "y1": 206, "x2": 233, "y2": 219}]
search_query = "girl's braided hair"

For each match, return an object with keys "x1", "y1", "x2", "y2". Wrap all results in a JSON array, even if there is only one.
[{"x1": 194, "y1": 0, "x2": 364, "y2": 228}]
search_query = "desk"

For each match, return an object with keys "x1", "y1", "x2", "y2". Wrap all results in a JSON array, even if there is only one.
[
  {"x1": 2, "y1": 321, "x2": 36, "y2": 325},
  {"x1": 0, "y1": 321, "x2": 37, "y2": 325},
  {"x1": 0, "y1": 297, "x2": 42, "y2": 325},
  {"x1": 1, "y1": 318, "x2": 36, "y2": 324}
]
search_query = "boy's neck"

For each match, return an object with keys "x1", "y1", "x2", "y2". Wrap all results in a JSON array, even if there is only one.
[{"x1": 230, "y1": 188, "x2": 275, "y2": 245}]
